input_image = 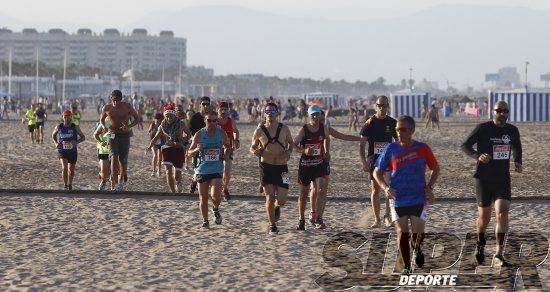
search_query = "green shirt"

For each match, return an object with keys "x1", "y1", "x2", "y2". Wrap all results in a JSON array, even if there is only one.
[{"x1": 25, "y1": 109, "x2": 36, "y2": 125}]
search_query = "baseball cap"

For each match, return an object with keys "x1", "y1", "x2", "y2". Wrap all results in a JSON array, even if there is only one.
[
  {"x1": 307, "y1": 105, "x2": 322, "y2": 115},
  {"x1": 63, "y1": 110, "x2": 72, "y2": 117}
]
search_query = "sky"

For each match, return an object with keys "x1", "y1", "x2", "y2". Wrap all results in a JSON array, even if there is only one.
[{"x1": 1, "y1": 0, "x2": 549, "y2": 28}]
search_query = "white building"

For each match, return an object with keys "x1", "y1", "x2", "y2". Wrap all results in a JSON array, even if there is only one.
[{"x1": 0, "y1": 28, "x2": 186, "y2": 72}]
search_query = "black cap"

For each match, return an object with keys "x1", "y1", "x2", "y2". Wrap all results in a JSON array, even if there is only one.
[
  {"x1": 200, "y1": 96, "x2": 210, "y2": 103},
  {"x1": 111, "y1": 90, "x2": 123, "y2": 99}
]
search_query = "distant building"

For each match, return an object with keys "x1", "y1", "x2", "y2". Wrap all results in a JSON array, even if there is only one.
[
  {"x1": 0, "y1": 28, "x2": 186, "y2": 72},
  {"x1": 484, "y1": 67, "x2": 521, "y2": 89}
]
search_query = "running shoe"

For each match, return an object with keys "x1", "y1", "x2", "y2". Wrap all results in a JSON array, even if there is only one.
[
  {"x1": 402, "y1": 267, "x2": 412, "y2": 275},
  {"x1": 383, "y1": 213, "x2": 392, "y2": 227},
  {"x1": 493, "y1": 254, "x2": 510, "y2": 267},
  {"x1": 223, "y1": 188, "x2": 231, "y2": 201},
  {"x1": 309, "y1": 211, "x2": 317, "y2": 226},
  {"x1": 202, "y1": 221, "x2": 210, "y2": 229},
  {"x1": 296, "y1": 219, "x2": 305, "y2": 231},
  {"x1": 150, "y1": 171, "x2": 156, "y2": 177},
  {"x1": 414, "y1": 248, "x2": 425, "y2": 268},
  {"x1": 40, "y1": 140, "x2": 44, "y2": 144},
  {"x1": 213, "y1": 209, "x2": 222, "y2": 225},
  {"x1": 269, "y1": 225, "x2": 279, "y2": 235},
  {"x1": 474, "y1": 243, "x2": 485, "y2": 264},
  {"x1": 156, "y1": 171, "x2": 160, "y2": 177},
  {"x1": 98, "y1": 181, "x2": 107, "y2": 191},
  {"x1": 114, "y1": 183, "x2": 124, "y2": 192},
  {"x1": 370, "y1": 221, "x2": 381, "y2": 228},
  {"x1": 274, "y1": 206, "x2": 281, "y2": 222},
  {"x1": 67, "y1": 184, "x2": 72, "y2": 191},
  {"x1": 316, "y1": 218, "x2": 327, "y2": 229},
  {"x1": 189, "y1": 180, "x2": 197, "y2": 194}
]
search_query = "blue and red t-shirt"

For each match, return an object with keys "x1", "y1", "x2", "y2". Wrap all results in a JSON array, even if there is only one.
[{"x1": 375, "y1": 141, "x2": 438, "y2": 207}]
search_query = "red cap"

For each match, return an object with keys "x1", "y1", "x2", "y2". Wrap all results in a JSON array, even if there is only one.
[
  {"x1": 63, "y1": 110, "x2": 72, "y2": 117},
  {"x1": 163, "y1": 104, "x2": 175, "y2": 111}
]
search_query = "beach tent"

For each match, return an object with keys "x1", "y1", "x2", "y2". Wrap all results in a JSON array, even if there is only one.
[
  {"x1": 390, "y1": 91, "x2": 430, "y2": 118},
  {"x1": 488, "y1": 89, "x2": 550, "y2": 122}
]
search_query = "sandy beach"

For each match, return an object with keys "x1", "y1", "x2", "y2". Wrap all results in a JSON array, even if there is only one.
[{"x1": 0, "y1": 111, "x2": 548, "y2": 290}]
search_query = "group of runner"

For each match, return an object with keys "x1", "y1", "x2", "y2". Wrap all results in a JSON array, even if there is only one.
[{"x1": 48, "y1": 90, "x2": 522, "y2": 273}]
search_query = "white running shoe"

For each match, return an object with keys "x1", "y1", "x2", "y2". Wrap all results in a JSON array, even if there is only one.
[
  {"x1": 98, "y1": 181, "x2": 107, "y2": 191},
  {"x1": 150, "y1": 171, "x2": 156, "y2": 177}
]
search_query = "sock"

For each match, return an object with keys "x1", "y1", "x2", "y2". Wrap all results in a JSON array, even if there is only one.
[{"x1": 477, "y1": 233, "x2": 486, "y2": 246}]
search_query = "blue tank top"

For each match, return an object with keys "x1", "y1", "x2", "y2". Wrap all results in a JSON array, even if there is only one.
[
  {"x1": 57, "y1": 123, "x2": 78, "y2": 153},
  {"x1": 195, "y1": 127, "x2": 224, "y2": 175}
]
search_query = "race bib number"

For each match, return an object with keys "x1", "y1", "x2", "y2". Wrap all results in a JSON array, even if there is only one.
[
  {"x1": 281, "y1": 172, "x2": 290, "y2": 185},
  {"x1": 62, "y1": 141, "x2": 74, "y2": 150},
  {"x1": 109, "y1": 133, "x2": 116, "y2": 139},
  {"x1": 373, "y1": 142, "x2": 389, "y2": 155},
  {"x1": 205, "y1": 149, "x2": 220, "y2": 161},
  {"x1": 305, "y1": 144, "x2": 321, "y2": 156},
  {"x1": 493, "y1": 145, "x2": 510, "y2": 160}
]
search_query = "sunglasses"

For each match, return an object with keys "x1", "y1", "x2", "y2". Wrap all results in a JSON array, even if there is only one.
[
  {"x1": 395, "y1": 127, "x2": 410, "y2": 133},
  {"x1": 376, "y1": 103, "x2": 389, "y2": 108},
  {"x1": 264, "y1": 109, "x2": 279, "y2": 115},
  {"x1": 310, "y1": 112, "x2": 320, "y2": 117},
  {"x1": 207, "y1": 118, "x2": 218, "y2": 123},
  {"x1": 201, "y1": 103, "x2": 210, "y2": 106},
  {"x1": 494, "y1": 108, "x2": 509, "y2": 114}
]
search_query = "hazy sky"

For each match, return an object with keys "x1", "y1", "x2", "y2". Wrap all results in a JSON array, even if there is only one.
[{"x1": 1, "y1": 0, "x2": 550, "y2": 27}]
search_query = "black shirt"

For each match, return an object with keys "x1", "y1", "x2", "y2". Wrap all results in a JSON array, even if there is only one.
[
  {"x1": 360, "y1": 115, "x2": 397, "y2": 159},
  {"x1": 190, "y1": 112, "x2": 205, "y2": 136},
  {"x1": 461, "y1": 121, "x2": 522, "y2": 181},
  {"x1": 35, "y1": 108, "x2": 46, "y2": 119}
]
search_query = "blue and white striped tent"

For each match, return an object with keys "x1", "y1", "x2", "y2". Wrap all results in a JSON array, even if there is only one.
[
  {"x1": 488, "y1": 89, "x2": 550, "y2": 122},
  {"x1": 390, "y1": 91, "x2": 430, "y2": 118}
]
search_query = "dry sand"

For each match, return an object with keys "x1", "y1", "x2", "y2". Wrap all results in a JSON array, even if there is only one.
[{"x1": 0, "y1": 110, "x2": 548, "y2": 290}]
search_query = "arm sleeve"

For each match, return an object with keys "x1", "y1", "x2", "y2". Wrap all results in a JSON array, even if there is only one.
[
  {"x1": 512, "y1": 127, "x2": 522, "y2": 164},
  {"x1": 461, "y1": 124, "x2": 481, "y2": 159}
]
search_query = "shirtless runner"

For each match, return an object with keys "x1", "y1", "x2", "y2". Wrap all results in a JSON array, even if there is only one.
[
  {"x1": 100, "y1": 89, "x2": 140, "y2": 191},
  {"x1": 250, "y1": 102, "x2": 293, "y2": 234}
]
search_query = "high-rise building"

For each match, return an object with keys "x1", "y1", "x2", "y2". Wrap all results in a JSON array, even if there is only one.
[{"x1": 0, "y1": 28, "x2": 186, "y2": 72}]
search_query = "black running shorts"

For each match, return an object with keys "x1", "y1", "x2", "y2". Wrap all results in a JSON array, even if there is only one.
[
  {"x1": 260, "y1": 163, "x2": 289, "y2": 189},
  {"x1": 475, "y1": 178, "x2": 511, "y2": 207}
]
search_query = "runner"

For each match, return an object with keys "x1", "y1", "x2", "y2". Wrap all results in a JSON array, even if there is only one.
[
  {"x1": 188, "y1": 96, "x2": 211, "y2": 194},
  {"x1": 250, "y1": 102, "x2": 293, "y2": 234},
  {"x1": 23, "y1": 104, "x2": 37, "y2": 144},
  {"x1": 71, "y1": 103, "x2": 81, "y2": 126},
  {"x1": 348, "y1": 106, "x2": 358, "y2": 132},
  {"x1": 187, "y1": 111, "x2": 231, "y2": 229},
  {"x1": 93, "y1": 122, "x2": 111, "y2": 190},
  {"x1": 373, "y1": 115, "x2": 440, "y2": 274},
  {"x1": 217, "y1": 101, "x2": 240, "y2": 201},
  {"x1": 147, "y1": 104, "x2": 187, "y2": 193},
  {"x1": 34, "y1": 102, "x2": 47, "y2": 144},
  {"x1": 359, "y1": 96, "x2": 397, "y2": 228},
  {"x1": 51, "y1": 110, "x2": 86, "y2": 191},
  {"x1": 461, "y1": 100, "x2": 522, "y2": 267},
  {"x1": 293, "y1": 105, "x2": 331, "y2": 230},
  {"x1": 425, "y1": 104, "x2": 440, "y2": 129},
  {"x1": 147, "y1": 113, "x2": 165, "y2": 177},
  {"x1": 100, "y1": 89, "x2": 140, "y2": 191}
]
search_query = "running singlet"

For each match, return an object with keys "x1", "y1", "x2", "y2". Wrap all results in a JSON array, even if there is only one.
[
  {"x1": 376, "y1": 141, "x2": 438, "y2": 207},
  {"x1": 97, "y1": 132, "x2": 110, "y2": 155},
  {"x1": 57, "y1": 123, "x2": 78, "y2": 153},
  {"x1": 25, "y1": 109, "x2": 36, "y2": 125},
  {"x1": 461, "y1": 121, "x2": 522, "y2": 181},
  {"x1": 72, "y1": 112, "x2": 81, "y2": 125},
  {"x1": 196, "y1": 127, "x2": 224, "y2": 175},
  {"x1": 299, "y1": 123, "x2": 326, "y2": 167},
  {"x1": 35, "y1": 108, "x2": 46, "y2": 122},
  {"x1": 218, "y1": 117, "x2": 234, "y2": 147},
  {"x1": 360, "y1": 115, "x2": 397, "y2": 157}
]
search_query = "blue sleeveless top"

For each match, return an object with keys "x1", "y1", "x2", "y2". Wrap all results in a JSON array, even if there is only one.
[
  {"x1": 195, "y1": 127, "x2": 224, "y2": 175},
  {"x1": 57, "y1": 123, "x2": 78, "y2": 154}
]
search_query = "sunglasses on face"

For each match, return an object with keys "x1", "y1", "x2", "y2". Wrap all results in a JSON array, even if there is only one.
[
  {"x1": 395, "y1": 127, "x2": 410, "y2": 133},
  {"x1": 201, "y1": 103, "x2": 210, "y2": 106},
  {"x1": 310, "y1": 113, "x2": 320, "y2": 117},
  {"x1": 376, "y1": 103, "x2": 389, "y2": 108},
  {"x1": 207, "y1": 118, "x2": 218, "y2": 123},
  {"x1": 265, "y1": 109, "x2": 278, "y2": 115},
  {"x1": 494, "y1": 108, "x2": 509, "y2": 114}
]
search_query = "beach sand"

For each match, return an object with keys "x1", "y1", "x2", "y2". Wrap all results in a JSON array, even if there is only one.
[{"x1": 0, "y1": 111, "x2": 548, "y2": 289}]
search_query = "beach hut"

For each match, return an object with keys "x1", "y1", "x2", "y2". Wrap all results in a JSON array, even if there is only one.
[
  {"x1": 488, "y1": 89, "x2": 550, "y2": 122},
  {"x1": 390, "y1": 91, "x2": 430, "y2": 118}
]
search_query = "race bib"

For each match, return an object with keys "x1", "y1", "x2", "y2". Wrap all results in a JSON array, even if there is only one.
[
  {"x1": 373, "y1": 142, "x2": 389, "y2": 155},
  {"x1": 109, "y1": 133, "x2": 116, "y2": 139},
  {"x1": 493, "y1": 145, "x2": 510, "y2": 160},
  {"x1": 305, "y1": 144, "x2": 321, "y2": 156},
  {"x1": 281, "y1": 172, "x2": 290, "y2": 185},
  {"x1": 62, "y1": 141, "x2": 74, "y2": 150},
  {"x1": 205, "y1": 149, "x2": 220, "y2": 161}
]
